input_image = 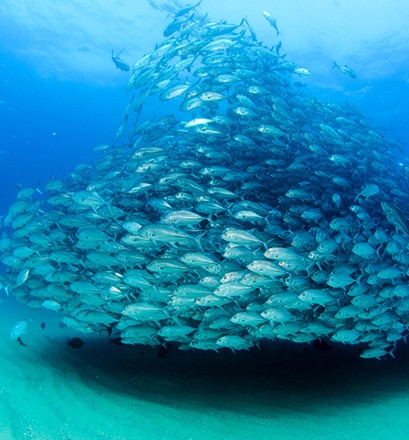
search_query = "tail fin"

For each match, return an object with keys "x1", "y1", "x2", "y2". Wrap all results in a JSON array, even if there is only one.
[{"x1": 332, "y1": 61, "x2": 339, "y2": 69}]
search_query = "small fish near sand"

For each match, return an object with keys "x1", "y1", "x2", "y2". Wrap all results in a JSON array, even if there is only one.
[{"x1": 10, "y1": 320, "x2": 30, "y2": 346}]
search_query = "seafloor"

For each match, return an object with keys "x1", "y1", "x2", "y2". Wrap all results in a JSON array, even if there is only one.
[{"x1": 1, "y1": 299, "x2": 409, "y2": 440}]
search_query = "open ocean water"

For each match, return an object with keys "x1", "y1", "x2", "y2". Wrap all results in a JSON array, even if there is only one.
[{"x1": 1, "y1": 1, "x2": 409, "y2": 439}]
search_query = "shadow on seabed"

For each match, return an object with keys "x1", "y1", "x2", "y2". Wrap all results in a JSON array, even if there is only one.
[{"x1": 37, "y1": 332, "x2": 409, "y2": 415}]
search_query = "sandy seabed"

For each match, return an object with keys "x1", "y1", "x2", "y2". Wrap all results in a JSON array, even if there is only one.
[{"x1": 1, "y1": 298, "x2": 409, "y2": 440}]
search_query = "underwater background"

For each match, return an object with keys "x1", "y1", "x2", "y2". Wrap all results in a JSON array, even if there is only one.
[{"x1": 1, "y1": 1, "x2": 409, "y2": 439}]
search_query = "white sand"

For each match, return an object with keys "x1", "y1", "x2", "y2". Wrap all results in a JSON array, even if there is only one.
[{"x1": 1, "y1": 299, "x2": 409, "y2": 440}]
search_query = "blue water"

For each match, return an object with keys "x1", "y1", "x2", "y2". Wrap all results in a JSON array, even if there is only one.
[{"x1": 0, "y1": 54, "x2": 129, "y2": 215}]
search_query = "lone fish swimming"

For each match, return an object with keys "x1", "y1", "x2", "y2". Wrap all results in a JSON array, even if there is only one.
[{"x1": 111, "y1": 49, "x2": 130, "y2": 71}]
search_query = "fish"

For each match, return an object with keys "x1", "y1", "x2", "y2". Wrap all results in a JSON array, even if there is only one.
[
  {"x1": 175, "y1": 1, "x2": 202, "y2": 17},
  {"x1": 332, "y1": 61, "x2": 357, "y2": 78},
  {"x1": 111, "y1": 49, "x2": 130, "y2": 71},
  {"x1": 243, "y1": 17, "x2": 258, "y2": 42},
  {"x1": 381, "y1": 202, "x2": 409, "y2": 235},
  {"x1": 160, "y1": 83, "x2": 191, "y2": 100},
  {"x1": 42, "y1": 299, "x2": 62, "y2": 311},
  {"x1": 216, "y1": 335, "x2": 253, "y2": 351},
  {"x1": 354, "y1": 183, "x2": 380, "y2": 201},
  {"x1": 0, "y1": 9, "x2": 408, "y2": 361},
  {"x1": 331, "y1": 329, "x2": 361, "y2": 344},
  {"x1": 15, "y1": 268, "x2": 30, "y2": 287},
  {"x1": 164, "y1": 15, "x2": 194, "y2": 37},
  {"x1": 360, "y1": 347, "x2": 395, "y2": 360},
  {"x1": 160, "y1": 210, "x2": 204, "y2": 225},
  {"x1": 10, "y1": 320, "x2": 30, "y2": 346},
  {"x1": 261, "y1": 11, "x2": 280, "y2": 36},
  {"x1": 294, "y1": 67, "x2": 311, "y2": 76},
  {"x1": 298, "y1": 289, "x2": 335, "y2": 307},
  {"x1": 221, "y1": 228, "x2": 263, "y2": 246}
]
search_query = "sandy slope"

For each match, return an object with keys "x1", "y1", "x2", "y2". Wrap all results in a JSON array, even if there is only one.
[{"x1": 1, "y1": 299, "x2": 409, "y2": 440}]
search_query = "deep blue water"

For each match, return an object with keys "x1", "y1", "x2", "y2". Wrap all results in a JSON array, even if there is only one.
[{"x1": 0, "y1": 54, "x2": 129, "y2": 215}]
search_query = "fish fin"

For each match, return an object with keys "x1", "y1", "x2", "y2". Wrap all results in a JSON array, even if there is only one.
[
  {"x1": 170, "y1": 314, "x2": 181, "y2": 326},
  {"x1": 17, "y1": 337, "x2": 27, "y2": 347}
]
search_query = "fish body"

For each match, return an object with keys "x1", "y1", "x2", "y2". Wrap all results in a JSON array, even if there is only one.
[
  {"x1": 160, "y1": 84, "x2": 191, "y2": 100},
  {"x1": 175, "y1": 0, "x2": 202, "y2": 17},
  {"x1": 298, "y1": 289, "x2": 335, "y2": 306},
  {"x1": 164, "y1": 16, "x2": 191, "y2": 37},
  {"x1": 352, "y1": 242, "x2": 377, "y2": 259},
  {"x1": 15, "y1": 268, "x2": 30, "y2": 287},
  {"x1": 214, "y1": 282, "x2": 255, "y2": 298},
  {"x1": 42, "y1": 300, "x2": 62, "y2": 311},
  {"x1": 158, "y1": 325, "x2": 195, "y2": 340},
  {"x1": 262, "y1": 11, "x2": 280, "y2": 36},
  {"x1": 294, "y1": 67, "x2": 311, "y2": 76},
  {"x1": 233, "y1": 106, "x2": 258, "y2": 118},
  {"x1": 354, "y1": 183, "x2": 379, "y2": 201},
  {"x1": 258, "y1": 124, "x2": 285, "y2": 137},
  {"x1": 216, "y1": 335, "x2": 252, "y2": 351},
  {"x1": 111, "y1": 50, "x2": 130, "y2": 71},
  {"x1": 360, "y1": 347, "x2": 394, "y2": 360},
  {"x1": 381, "y1": 202, "x2": 409, "y2": 235},
  {"x1": 147, "y1": 258, "x2": 189, "y2": 274},
  {"x1": 10, "y1": 320, "x2": 29, "y2": 343},
  {"x1": 247, "y1": 260, "x2": 287, "y2": 278},
  {"x1": 199, "y1": 91, "x2": 225, "y2": 102},
  {"x1": 221, "y1": 228, "x2": 262, "y2": 246},
  {"x1": 332, "y1": 61, "x2": 356, "y2": 78},
  {"x1": 180, "y1": 252, "x2": 218, "y2": 267},
  {"x1": 331, "y1": 329, "x2": 361, "y2": 344},
  {"x1": 327, "y1": 272, "x2": 355, "y2": 289},
  {"x1": 261, "y1": 307, "x2": 294, "y2": 323},
  {"x1": 185, "y1": 118, "x2": 213, "y2": 128},
  {"x1": 160, "y1": 210, "x2": 204, "y2": 226},
  {"x1": 230, "y1": 312, "x2": 266, "y2": 327},
  {"x1": 72, "y1": 190, "x2": 107, "y2": 212},
  {"x1": 122, "y1": 302, "x2": 168, "y2": 321},
  {"x1": 243, "y1": 17, "x2": 258, "y2": 42}
]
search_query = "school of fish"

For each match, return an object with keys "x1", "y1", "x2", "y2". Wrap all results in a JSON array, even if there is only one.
[{"x1": 1, "y1": 4, "x2": 409, "y2": 360}]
